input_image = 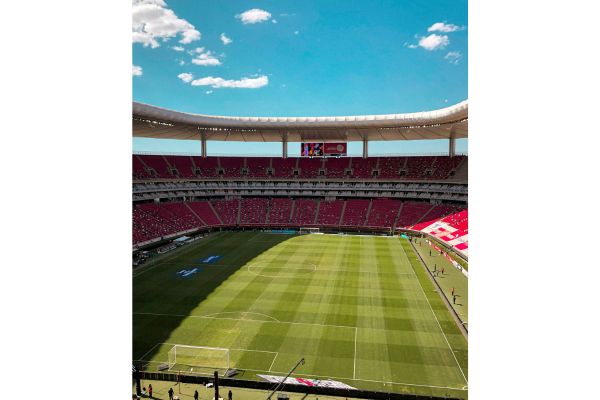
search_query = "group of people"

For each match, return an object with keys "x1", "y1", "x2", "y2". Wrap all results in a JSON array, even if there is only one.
[
  {"x1": 136, "y1": 384, "x2": 233, "y2": 400},
  {"x1": 433, "y1": 263, "x2": 459, "y2": 305}
]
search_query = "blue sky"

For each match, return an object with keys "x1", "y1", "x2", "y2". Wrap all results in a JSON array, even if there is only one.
[{"x1": 133, "y1": 0, "x2": 467, "y2": 155}]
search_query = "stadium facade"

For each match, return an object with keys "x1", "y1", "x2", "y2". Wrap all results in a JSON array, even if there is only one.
[{"x1": 132, "y1": 100, "x2": 468, "y2": 257}]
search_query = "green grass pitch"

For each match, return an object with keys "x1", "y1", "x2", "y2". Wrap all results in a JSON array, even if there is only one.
[{"x1": 133, "y1": 232, "x2": 468, "y2": 398}]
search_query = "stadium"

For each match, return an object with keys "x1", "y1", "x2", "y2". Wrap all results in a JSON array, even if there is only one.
[{"x1": 132, "y1": 100, "x2": 469, "y2": 399}]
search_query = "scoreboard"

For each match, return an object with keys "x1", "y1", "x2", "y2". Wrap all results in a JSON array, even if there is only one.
[{"x1": 301, "y1": 142, "x2": 347, "y2": 157}]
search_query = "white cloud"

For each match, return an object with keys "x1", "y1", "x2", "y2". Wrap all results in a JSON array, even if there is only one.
[
  {"x1": 132, "y1": 65, "x2": 143, "y2": 76},
  {"x1": 190, "y1": 75, "x2": 269, "y2": 89},
  {"x1": 132, "y1": 0, "x2": 201, "y2": 48},
  {"x1": 189, "y1": 47, "x2": 205, "y2": 55},
  {"x1": 205, "y1": 90, "x2": 213, "y2": 94},
  {"x1": 418, "y1": 34, "x2": 449, "y2": 51},
  {"x1": 272, "y1": 19, "x2": 278, "y2": 24},
  {"x1": 220, "y1": 33, "x2": 232, "y2": 45},
  {"x1": 172, "y1": 46, "x2": 184, "y2": 52},
  {"x1": 445, "y1": 51, "x2": 462, "y2": 64},
  {"x1": 294, "y1": 31, "x2": 299, "y2": 35},
  {"x1": 178, "y1": 60, "x2": 185, "y2": 66},
  {"x1": 236, "y1": 9, "x2": 272, "y2": 24},
  {"x1": 191, "y1": 50, "x2": 221, "y2": 66},
  {"x1": 178, "y1": 72, "x2": 193, "y2": 83},
  {"x1": 428, "y1": 22, "x2": 465, "y2": 33}
]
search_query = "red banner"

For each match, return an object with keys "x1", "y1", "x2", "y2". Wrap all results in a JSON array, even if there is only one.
[{"x1": 323, "y1": 142, "x2": 347, "y2": 156}]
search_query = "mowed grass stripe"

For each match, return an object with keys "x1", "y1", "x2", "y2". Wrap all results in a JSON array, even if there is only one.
[{"x1": 133, "y1": 232, "x2": 468, "y2": 397}]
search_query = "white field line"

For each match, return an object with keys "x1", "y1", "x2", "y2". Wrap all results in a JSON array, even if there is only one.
[
  {"x1": 246, "y1": 263, "x2": 317, "y2": 278},
  {"x1": 242, "y1": 368, "x2": 467, "y2": 391},
  {"x1": 136, "y1": 341, "x2": 278, "y2": 363},
  {"x1": 400, "y1": 242, "x2": 468, "y2": 384},
  {"x1": 353, "y1": 327, "x2": 358, "y2": 379},
  {"x1": 202, "y1": 311, "x2": 281, "y2": 322},
  {"x1": 137, "y1": 342, "x2": 163, "y2": 361},
  {"x1": 268, "y1": 352, "x2": 279, "y2": 372},
  {"x1": 245, "y1": 262, "x2": 415, "y2": 276},
  {"x1": 133, "y1": 312, "x2": 356, "y2": 331}
]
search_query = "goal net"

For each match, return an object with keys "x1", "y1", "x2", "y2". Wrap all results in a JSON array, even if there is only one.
[
  {"x1": 299, "y1": 227, "x2": 320, "y2": 234},
  {"x1": 167, "y1": 345, "x2": 230, "y2": 375}
]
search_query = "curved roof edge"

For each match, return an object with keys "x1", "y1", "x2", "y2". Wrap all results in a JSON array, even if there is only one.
[{"x1": 133, "y1": 100, "x2": 467, "y2": 142}]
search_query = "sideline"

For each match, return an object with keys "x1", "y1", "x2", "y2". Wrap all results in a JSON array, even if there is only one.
[{"x1": 409, "y1": 240, "x2": 468, "y2": 338}]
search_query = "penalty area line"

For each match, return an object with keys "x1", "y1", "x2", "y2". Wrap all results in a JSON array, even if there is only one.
[{"x1": 268, "y1": 352, "x2": 279, "y2": 372}]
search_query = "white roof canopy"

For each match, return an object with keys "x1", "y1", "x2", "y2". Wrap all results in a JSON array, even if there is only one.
[{"x1": 133, "y1": 100, "x2": 467, "y2": 142}]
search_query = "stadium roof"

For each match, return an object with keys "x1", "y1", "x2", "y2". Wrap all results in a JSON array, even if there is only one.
[{"x1": 132, "y1": 100, "x2": 467, "y2": 142}]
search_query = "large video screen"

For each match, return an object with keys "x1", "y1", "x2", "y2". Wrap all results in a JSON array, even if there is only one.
[
  {"x1": 301, "y1": 143, "x2": 323, "y2": 157},
  {"x1": 301, "y1": 142, "x2": 347, "y2": 157}
]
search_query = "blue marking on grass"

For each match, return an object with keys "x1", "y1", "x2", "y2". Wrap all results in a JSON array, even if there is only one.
[
  {"x1": 197, "y1": 255, "x2": 222, "y2": 264},
  {"x1": 401, "y1": 234, "x2": 409, "y2": 239},
  {"x1": 176, "y1": 267, "x2": 201, "y2": 277}
]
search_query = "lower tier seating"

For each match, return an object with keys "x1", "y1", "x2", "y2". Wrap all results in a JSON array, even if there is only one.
[{"x1": 133, "y1": 198, "x2": 465, "y2": 245}]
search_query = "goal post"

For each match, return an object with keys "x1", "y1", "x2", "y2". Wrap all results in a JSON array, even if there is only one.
[{"x1": 167, "y1": 345, "x2": 230, "y2": 374}]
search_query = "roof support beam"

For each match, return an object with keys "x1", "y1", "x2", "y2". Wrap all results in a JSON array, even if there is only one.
[
  {"x1": 449, "y1": 126, "x2": 456, "y2": 158},
  {"x1": 282, "y1": 133, "x2": 288, "y2": 159},
  {"x1": 201, "y1": 133, "x2": 207, "y2": 158},
  {"x1": 362, "y1": 138, "x2": 369, "y2": 159}
]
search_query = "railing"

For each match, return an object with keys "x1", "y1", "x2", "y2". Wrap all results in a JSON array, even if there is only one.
[
  {"x1": 133, "y1": 151, "x2": 468, "y2": 157},
  {"x1": 134, "y1": 370, "x2": 463, "y2": 400}
]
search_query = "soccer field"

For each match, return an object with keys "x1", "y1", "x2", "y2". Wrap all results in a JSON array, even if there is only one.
[{"x1": 133, "y1": 232, "x2": 468, "y2": 398}]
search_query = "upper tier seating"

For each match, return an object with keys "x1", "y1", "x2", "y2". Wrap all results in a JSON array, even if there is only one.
[
  {"x1": 324, "y1": 157, "x2": 351, "y2": 179},
  {"x1": 246, "y1": 157, "x2": 270, "y2": 178},
  {"x1": 192, "y1": 156, "x2": 218, "y2": 178},
  {"x1": 378, "y1": 157, "x2": 406, "y2": 179},
  {"x1": 405, "y1": 157, "x2": 435, "y2": 179},
  {"x1": 133, "y1": 156, "x2": 148, "y2": 179},
  {"x1": 430, "y1": 156, "x2": 465, "y2": 180},
  {"x1": 298, "y1": 158, "x2": 322, "y2": 179},
  {"x1": 272, "y1": 158, "x2": 296, "y2": 178},
  {"x1": 164, "y1": 155, "x2": 196, "y2": 178},
  {"x1": 143, "y1": 155, "x2": 174, "y2": 179},
  {"x1": 350, "y1": 157, "x2": 378, "y2": 179},
  {"x1": 220, "y1": 157, "x2": 244, "y2": 178},
  {"x1": 133, "y1": 155, "x2": 465, "y2": 181}
]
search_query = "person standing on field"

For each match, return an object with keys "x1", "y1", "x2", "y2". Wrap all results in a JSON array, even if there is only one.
[
  {"x1": 148, "y1": 384, "x2": 152, "y2": 398},
  {"x1": 228, "y1": 390, "x2": 233, "y2": 400},
  {"x1": 194, "y1": 389, "x2": 199, "y2": 400},
  {"x1": 168, "y1": 387, "x2": 174, "y2": 400}
]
